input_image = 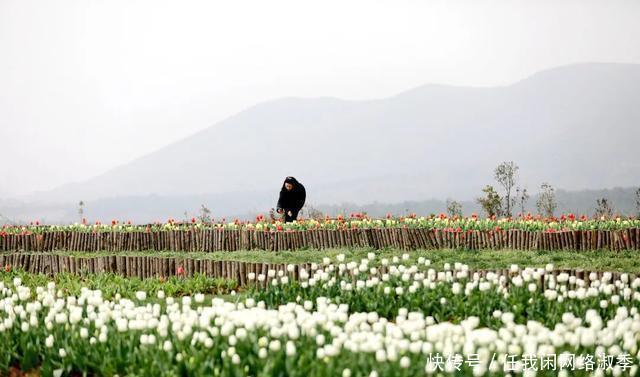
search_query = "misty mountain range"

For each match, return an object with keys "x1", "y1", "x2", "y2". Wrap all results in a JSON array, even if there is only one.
[{"x1": 2, "y1": 62, "x2": 640, "y2": 223}]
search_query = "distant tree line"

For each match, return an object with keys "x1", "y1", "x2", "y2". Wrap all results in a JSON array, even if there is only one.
[{"x1": 473, "y1": 161, "x2": 639, "y2": 219}]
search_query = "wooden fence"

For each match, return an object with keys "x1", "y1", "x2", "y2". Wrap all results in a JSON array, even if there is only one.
[
  {"x1": 1, "y1": 228, "x2": 639, "y2": 252},
  {"x1": 0, "y1": 253, "x2": 634, "y2": 287}
]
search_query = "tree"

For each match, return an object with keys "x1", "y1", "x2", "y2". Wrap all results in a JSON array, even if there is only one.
[
  {"x1": 446, "y1": 199, "x2": 463, "y2": 218},
  {"x1": 595, "y1": 198, "x2": 614, "y2": 219},
  {"x1": 516, "y1": 187, "x2": 529, "y2": 216},
  {"x1": 301, "y1": 204, "x2": 324, "y2": 220},
  {"x1": 78, "y1": 201, "x2": 85, "y2": 223},
  {"x1": 536, "y1": 183, "x2": 557, "y2": 218},
  {"x1": 635, "y1": 187, "x2": 640, "y2": 217},
  {"x1": 198, "y1": 204, "x2": 212, "y2": 223},
  {"x1": 0, "y1": 212, "x2": 16, "y2": 226},
  {"x1": 494, "y1": 161, "x2": 519, "y2": 217},
  {"x1": 476, "y1": 185, "x2": 502, "y2": 217}
]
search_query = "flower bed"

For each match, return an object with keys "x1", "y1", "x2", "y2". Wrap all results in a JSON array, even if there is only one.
[
  {"x1": 3, "y1": 214, "x2": 640, "y2": 235},
  {"x1": 0, "y1": 220, "x2": 640, "y2": 252},
  {"x1": 1, "y1": 254, "x2": 639, "y2": 376}
]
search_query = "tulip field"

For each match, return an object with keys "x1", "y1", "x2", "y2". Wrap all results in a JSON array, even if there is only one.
[
  {"x1": 1, "y1": 214, "x2": 639, "y2": 375},
  {"x1": 3, "y1": 215, "x2": 640, "y2": 253},
  {"x1": 4, "y1": 213, "x2": 640, "y2": 234},
  {"x1": 2, "y1": 250, "x2": 640, "y2": 376}
]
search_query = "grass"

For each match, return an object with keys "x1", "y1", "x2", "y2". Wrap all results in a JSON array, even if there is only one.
[
  {"x1": 17, "y1": 247, "x2": 640, "y2": 273},
  {"x1": 1, "y1": 270, "x2": 237, "y2": 299}
]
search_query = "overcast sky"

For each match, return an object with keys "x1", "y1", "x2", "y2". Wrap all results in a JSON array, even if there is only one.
[{"x1": 1, "y1": 0, "x2": 639, "y2": 197}]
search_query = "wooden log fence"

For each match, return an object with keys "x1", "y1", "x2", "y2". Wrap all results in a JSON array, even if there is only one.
[
  {"x1": 0, "y1": 228, "x2": 639, "y2": 252},
  {"x1": 0, "y1": 253, "x2": 635, "y2": 288}
]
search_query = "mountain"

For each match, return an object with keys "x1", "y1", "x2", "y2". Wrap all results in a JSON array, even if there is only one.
[{"x1": 11, "y1": 63, "x2": 640, "y2": 221}]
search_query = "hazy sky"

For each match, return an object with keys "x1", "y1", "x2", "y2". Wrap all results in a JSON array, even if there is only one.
[{"x1": 1, "y1": 0, "x2": 639, "y2": 197}]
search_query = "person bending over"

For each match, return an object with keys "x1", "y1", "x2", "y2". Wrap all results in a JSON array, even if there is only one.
[{"x1": 277, "y1": 176, "x2": 306, "y2": 223}]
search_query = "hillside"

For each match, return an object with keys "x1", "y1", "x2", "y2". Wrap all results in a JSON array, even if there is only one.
[{"x1": 8, "y1": 62, "x2": 640, "y2": 221}]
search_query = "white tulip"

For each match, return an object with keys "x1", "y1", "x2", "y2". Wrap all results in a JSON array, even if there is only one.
[{"x1": 286, "y1": 341, "x2": 296, "y2": 356}]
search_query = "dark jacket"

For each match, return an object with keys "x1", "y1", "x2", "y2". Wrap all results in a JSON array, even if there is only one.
[{"x1": 277, "y1": 177, "x2": 306, "y2": 213}]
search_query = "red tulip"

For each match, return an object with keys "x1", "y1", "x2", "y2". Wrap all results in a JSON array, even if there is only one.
[
  {"x1": 4, "y1": 264, "x2": 10, "y2": 272},
  {"x1": 177, "y1": 265, "x2": 185, "y2": 276}
]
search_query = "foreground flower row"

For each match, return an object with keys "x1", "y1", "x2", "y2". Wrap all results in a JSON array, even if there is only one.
[
  {"x1": 245, "y1": 254, "x2": 640, "y2": 327},
  {"x1": 1, "y1": 253, "x2": 640, "y2": 375},
  {"x1": 1, "y1": 279, "x2": 639, "y2": 376}
]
